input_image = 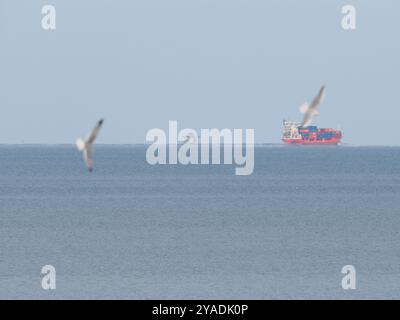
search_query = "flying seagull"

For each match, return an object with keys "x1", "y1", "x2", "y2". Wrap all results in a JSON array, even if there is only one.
[
  {"x1": 299, "y1": 85, "x2": 326, "y2": 127},
  {"x1": 76, "y1": 119, "x2": 104, "y2": 172}
]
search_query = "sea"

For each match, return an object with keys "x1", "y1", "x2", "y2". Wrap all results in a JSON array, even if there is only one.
[{"x1": 1, "y1": 145, "x2": 400, "y2": 299}]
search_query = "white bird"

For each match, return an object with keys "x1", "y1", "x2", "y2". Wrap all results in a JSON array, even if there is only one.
[
  {"x1": 300, "y1": 86, "x2": 326, "y2": 127},
  {"x1": 76, "y1": 119, "x2": 104, "y2": 172}
]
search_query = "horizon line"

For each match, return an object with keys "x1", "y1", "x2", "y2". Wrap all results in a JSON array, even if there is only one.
[{"x1": 0, "y1": 143, "x2": 399, "y2": 147}]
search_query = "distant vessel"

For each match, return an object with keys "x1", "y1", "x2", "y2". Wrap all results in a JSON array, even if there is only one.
[
  {"x1": 282, "y1": 86, "x2": 342, "y2": 145},
  {"x1": 282, "y1": 120, "x2": 342, "y2": 145}
]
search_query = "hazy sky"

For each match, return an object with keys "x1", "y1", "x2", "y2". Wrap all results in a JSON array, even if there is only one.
[{"x1": 0, "y1": 0, "x2": 399, "y2": 145}]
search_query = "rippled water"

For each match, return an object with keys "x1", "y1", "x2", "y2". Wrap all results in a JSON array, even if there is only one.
[{"x1": 1, "y1": 145, "x2": 400, "y2": 299}]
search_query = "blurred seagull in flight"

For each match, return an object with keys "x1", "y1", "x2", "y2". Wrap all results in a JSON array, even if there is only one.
[
  {"x1": 76, "y1": 119, "x2": 104, "y2": 172},
  {"x1": 300, "y1": 85, "x2": 326, "y2": 127}
]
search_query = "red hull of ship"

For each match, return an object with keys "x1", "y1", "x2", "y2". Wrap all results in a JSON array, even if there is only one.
[{"x1": 282, "y1": 137, "x2": 341, "y2": 145}]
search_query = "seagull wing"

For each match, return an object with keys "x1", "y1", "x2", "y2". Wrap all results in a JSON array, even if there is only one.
[
  {"x1": 83, "y1": 145, "x2": 93, "y2": 172},
  {"x1": 308, "y1": 86, "x2": 325, "y2": 112},
  {"x1": 86, "y1": 119, "x2": 104, "y2": 145},
  {"x1": 301, "y1": 110, "x2": 313, "y2": 127},
  {"x1": 301, "y1": 86, "x2": 325, "y2": 127},
  {"x1": 299, "y1": 103, "x2": 309, "y2": 114}
]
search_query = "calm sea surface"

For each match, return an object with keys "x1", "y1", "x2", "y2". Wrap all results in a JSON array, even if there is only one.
[{"x1": 1, "y1": 145, "x2": 400, "y2": 299}]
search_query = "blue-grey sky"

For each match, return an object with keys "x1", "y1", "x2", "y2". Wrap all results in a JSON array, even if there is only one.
[{"x1": 0, "y1": 0, "x2": 399, "y2": 145}]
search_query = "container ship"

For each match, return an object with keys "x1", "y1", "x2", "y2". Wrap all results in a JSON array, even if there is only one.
[
  {"x1": 282, "y1": 120, "x2": 342, "y2": 145},
  {"x1": 282, "y1": 86, "x2": 342, "y2": 145}
]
